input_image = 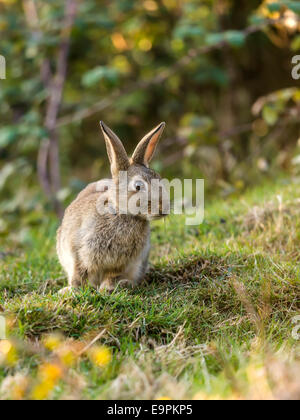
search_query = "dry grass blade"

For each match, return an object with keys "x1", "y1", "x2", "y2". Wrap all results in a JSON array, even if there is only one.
[{"x1": 77, "y1": 329, "x2": 107, "y2": 356}]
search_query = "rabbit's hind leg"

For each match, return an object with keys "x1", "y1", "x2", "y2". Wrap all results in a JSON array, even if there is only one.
[
  {"x1": 88, "y1": 270, "x2": 104, "y2": 289},
  {"x1": 58, "y1": 247, "x2": 86, "y2": 295},
  {"x1": 98, "y1": 275, "x2": 119, "y2": 293},
  {"x1": 113, "y1": 254, "x2": 149, "y2": 291},
  {"x1": 98, "y1": 240, "x2": 150, "y2": 293},
  {"x1": 123, "y1": 241, "x2": 150, "y2": 287}
]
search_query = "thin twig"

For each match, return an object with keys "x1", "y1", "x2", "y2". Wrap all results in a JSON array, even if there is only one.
[
  {"x1": 43, "y1": 0, "x2": 77, "y2": 218},
  {"x1": 23, "y1": 0, "x2": 77, "y2": 217}
]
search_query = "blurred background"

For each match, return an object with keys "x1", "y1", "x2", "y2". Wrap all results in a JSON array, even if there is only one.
[{"x1": 0, "y1": 0, "x2": 299, "y2": 245}]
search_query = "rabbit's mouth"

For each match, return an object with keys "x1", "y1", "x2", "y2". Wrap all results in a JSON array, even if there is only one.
[
  {"x1": 145, "y1": 201, "x2": 169, "y2": 221},
  {"x1": 132, "y1": 210, "x2": 166, "y2": 221},
  {"x1": 146, "y1": 210, "x2": 168, "y2": 221}
]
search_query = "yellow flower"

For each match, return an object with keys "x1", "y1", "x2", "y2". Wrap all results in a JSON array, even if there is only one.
[
  {"x1": 43, "y1": 334, "x2": 62, "y2": 351},
  {"x1": 40, "y1": 363, "x2": 62, "y2": 382},
  {"x1": 57, "y1": 346, "x2": 76, "y2": 367},
  {"x1": 157, "y1": 396, "x2": 172, "y2": 400},
  {"x1": 89, "y1": 346, "x2": 112, "y2": 367},
  {"x1": 0, "y1": 340, "x2": 12, "y2": 355},
  {"x1": 31, "y1": 381, "x2": 54, "y2": 401},
  {"x1": 31, "y1": 363, "x2": 63, "y2": 400},
  {"x1": 12, "y1": 380, "x2": 28, "y2": 400},
  {"x1": 0, "y1": 340, "x2": 17, "y2": 366}
]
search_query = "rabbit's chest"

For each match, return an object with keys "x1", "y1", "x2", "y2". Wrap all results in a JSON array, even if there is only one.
[{"x1": 83, "y1": 214, "x2": 149, "y2": 265}]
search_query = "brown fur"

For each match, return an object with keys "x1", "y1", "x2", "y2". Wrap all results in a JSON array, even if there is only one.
[{"x1": 57, "y1": 122, "x2": 165, "y2": 293}]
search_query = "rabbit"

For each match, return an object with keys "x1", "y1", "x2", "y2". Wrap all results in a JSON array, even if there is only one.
[{"x1": 57, "y1": 121, "x2": 167, "y2": 295}]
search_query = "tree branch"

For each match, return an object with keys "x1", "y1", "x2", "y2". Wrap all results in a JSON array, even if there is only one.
[
  {"x1": 57, "y1": 17, "x2": 295, "y2": 128},
  {"x1": 44, "y1": 0, "x2": 77, "y2": 218},
  {"x1": 23, "y1": 0, "x2": 77, "y2": 217}
]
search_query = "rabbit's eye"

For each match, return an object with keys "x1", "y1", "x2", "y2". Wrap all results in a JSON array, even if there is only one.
[{"x1": 134, "y1": 180, "x2": 145, "y2": 191}]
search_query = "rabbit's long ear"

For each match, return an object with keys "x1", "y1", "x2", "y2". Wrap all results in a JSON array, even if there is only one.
[
  {"x1": 100, "y1": 122, "x2": 130, "y2": 177},
  {"x1": 131, "y1": 122, "x2": 165, "y2": 167}
]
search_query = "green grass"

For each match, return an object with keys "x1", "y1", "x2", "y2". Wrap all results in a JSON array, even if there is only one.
[{"x1": 0, "y1": 177, "x2": 300, "y2": 400}]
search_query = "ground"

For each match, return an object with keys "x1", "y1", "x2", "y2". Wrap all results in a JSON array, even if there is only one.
[{"x1": 0, "y1": 177, "x2": 299, "y2": 400}]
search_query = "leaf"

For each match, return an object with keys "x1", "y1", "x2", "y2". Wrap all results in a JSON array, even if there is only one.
[
  {"x1": 194, "y1": 67, "x2": 229, "y2": 87},
  {"x1": 267, "y1": 3, "x2": 282, "y2": 13},
  {"x1": 180, "y1": 114, "x2": 214, "y2": 133},
  {"x1": 82, "y1": 66, "x2": 119, "y2": 87},
  {"x1": 262, "y1": 105, "x2": 279, "y2": 126},
  {"x1": 0, "y1": 163, "x2": 16, "y2": 190},
  {"x1": 286, "y1": 1, "x2": 300, "y2": 14},
  {"x1": 291, "y1": 35, "x2": 300, "y2": 51},
  {"x1": 174, "y1": 25, "x2": 204, "y2": 40},
  {"x1": 117, "y1": 0, "x2": 135, "y2": 13},
  {"x1": 205, "y1": 33, "x2": 224, "y2": 46},
  {"x1": 118, "y1": 90, "x2": 147, "y2": 111},
  {"x1": 0, "y1": 127, "x2": 18, "y2": 148},
  {"x1": 292, "y1": 89, "x2": 300, "y2": 102},
  {"x1": 249, "y1": 16, "x2": 266, "y2": 25},
  {"x1": 225, "y1": 31, "x2": 246, "y2": 48}
]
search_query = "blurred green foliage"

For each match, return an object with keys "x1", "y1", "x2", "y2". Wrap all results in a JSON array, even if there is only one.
[{"x1": 0, "y1": 0, "x2": 299, "y2": 244}]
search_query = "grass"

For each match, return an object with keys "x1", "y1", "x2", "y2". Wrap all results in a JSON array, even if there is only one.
[{"x1": 0, "y1": 177, "x2": 300, "y2": 400}]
